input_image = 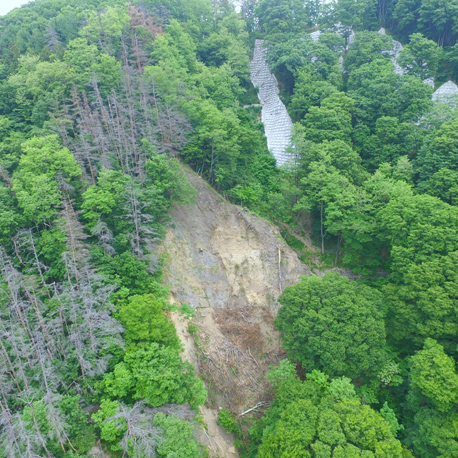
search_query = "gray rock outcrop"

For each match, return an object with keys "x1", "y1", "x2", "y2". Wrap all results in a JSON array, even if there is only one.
[
  {"x1": 432, "y1": 80, "x2": 458, "y2": 104},
  {"x1": 160, "y1": 167, "x2": 309, "y2": 435},
  {"x1": 250, "y1": 40, "x2": 294, "y2": 166},
  {"x1": 310, "y1": 30, "x2": 321, "y2": 42},
  {"x1": 310, "y1": 26, "x2": 354, "y2": 48},
  {"x1": 379, "y1": 28, "x2": 405, "y2": 75},
  {"x1": 378, "y1": 28, "x2": 435, "y2": 87}
]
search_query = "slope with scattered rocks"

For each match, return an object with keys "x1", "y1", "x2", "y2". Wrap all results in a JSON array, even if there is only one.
[{"x1": 160, "y1": 167, "x2": 310, "y2": 457}]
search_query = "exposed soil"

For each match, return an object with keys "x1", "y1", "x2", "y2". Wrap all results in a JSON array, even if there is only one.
[{"x1": 160, "y1": 167, "x2": 310, "y2": 457}]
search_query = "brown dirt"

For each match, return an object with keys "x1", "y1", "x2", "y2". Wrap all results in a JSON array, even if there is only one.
[{"x1": 160, "y1": 167, "x2": 310, "y2": 456}]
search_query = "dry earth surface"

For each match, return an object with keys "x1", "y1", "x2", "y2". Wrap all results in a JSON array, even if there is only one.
[{"x1": 160, "y1": 167, "x2": 310, "y2": 457}]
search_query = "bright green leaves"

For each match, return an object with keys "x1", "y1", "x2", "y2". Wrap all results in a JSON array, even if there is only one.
[
  {"x1": 290, "y1": 69, "x2": 338, "y2": 121},
  {"x1": 423, "y1": 168, "x2": 458, "y2": 205},
  {"x1": 7, "y1": 56, "x2": 75, "y2": 126},
  {"x1": 276, "y1": 273, "x2": 387, "y2": 381},
  {"x1": 251, "y1": 366, "x2": 409, "y2": 457},
  {"x1": 93, "y1": 401, "x2": 204, "y2": 456},
  {"x1": 255, "y1": 0, "x2": 315, "y2": 34},
  {"x1": 408, "y1": 407, "x2": 458, "y2": 458},
  {"x1": 378, "y1": 193, "x2": 458, "y2": 276},
  {"x1": 301, "y1": 92, "x2": 355, "y2": 145},
  {"x1": 82, "y1": 168, "x2": 130, "y2": 227},
  {"x1": 12, "y1": 135, "x2": 81, "y2": 224},
  {"x1": 265, "y1": 31, "x2": 342, "y2": 95},
  {"x1": 258, "y1": 398, "x2": 319, "y2": 457},
  {"x1": 409, "y1": 339, "x2": 458, "y2": 412},
  {"x1": 344, "y1": 31, "x2": 394, "y2": 74},
  {"x1": 348, "y1": 61, "x2": 433, "y2": 133},
  {"x1": 415, "y1": 116, "x2": 458, "y2": 183},
  {"x1": 406, "y1": 339, "x2": 458, "y2": 457},
  {"x1": 380, "y1": 402, "x2": 404, "y2": 437},
  {"x1": 384, "y1": 251, "x2": 458, "y2": 352},
  {"x1": 80, "y1": 6, "x2": 130, "y2": 51},
  {"x1": 19, "y1": 135, "x2": 81, "y2": 178},
  {"x1": 296, "y1": 135, "x2": 364, "y2": 183},
  {"x1": 14, "y1": 173, "x2": 62, "y2": 223},
  {"x1": 102, "y1": 363, "x2": 135, "y2": 400},
  {"x1": 125, "y1": 344, "x2": 205, "y2": 408},
  {"x1": 355, "y1": 116, "x2": 416, "y2": 170},
  {"x1": 399, "y1": 33, "x2": 442, "y2": 80},
  {"x1": 199, "y1": 13, "x2": 250, "y2": 80},
  {"x1": 150, "y1": 19, "x2": 199, "y2": 76},
  {"x1": 64, "y1": 37, "x2": 121, "y2": 95},
  {"x1": 101, "y1": 343, "x2": 206, "y2": 408},
  {"x1": 183, "y1": 99, "x2": 242, "y2": 186},
  {"x1": 92, "y1": 399, "x2": 126, "y2": 450},
  {"x1": 144, "y1": 148, "x2": 196, "y2": 206},
  {"x1": 118, "y1": 294, "x2": 181, "y2": 350},
  {"x1": 82, "y1": 156, "x2": 192, "y2": 256},
  {"x1": 57, "y1": 396, "x2": 97, "y2": 455},
  {"x1": 154, "y1": 413, "x2": 203, "y2": 457}
]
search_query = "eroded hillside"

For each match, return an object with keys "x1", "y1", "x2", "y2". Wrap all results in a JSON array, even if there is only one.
[{"x1": 160, "y1": 167, "x2": 310, "y2": 455}]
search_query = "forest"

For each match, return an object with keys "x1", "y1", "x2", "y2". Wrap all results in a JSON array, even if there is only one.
[{"x1": 0, "y1": 0, "x2": 457, "y2": 456}]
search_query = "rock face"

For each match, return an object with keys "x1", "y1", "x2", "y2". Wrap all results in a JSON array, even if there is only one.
[
  {"x1": 378, "y1": 27, "x2": 435, "y2": 87},
  {"x1": 432, "y1": 80, "x2": 458, "y2": 104},
  {"x1": 379, "y1": 28, "x2": 406, "y2": 75},
  {"x1": 162, "y1": 169, "x2": 308, "y2": 312},
  {"x1": 310, "y1": 25, "x2": 354, "y2": 48},
  {"x1": 160, "y1": 168, "x2": 309, "y2": 456},
  {"x1": 250, "y1": 40, "x2": 294, "y2": 166},
  {"x1": 310, "y1": 30, "x2": 321, "y2": 42}
]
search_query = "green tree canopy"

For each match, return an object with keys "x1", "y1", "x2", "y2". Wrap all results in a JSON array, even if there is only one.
[
  {"x1": 301, "y1": 92, "x2": 354, "y2": 144},
  {"x1": 275, "y1": 273, "x2": 387, "y2": 381},
  {"x1": 398, "y1": 32, "x2": 441, "y2": 79},
  {"x1": 250, "y1": 362, "x2": 410, "y2": 457},
  {"x1": 255, "y1": 0, "x2": 314, "y2": 34},
  {"x1": 348, "y1": 60, "x2": 433, "y2": 130},
  {"x1": 12, "y1": 135, "x2": 81, "y2": 224},
  {"x1": 101, "y1": 343, "x2": 206, "y2": 408},
  {"x1": 344, "y1": 31, "x2": 394, "y2": 73},
  {"x1": 405, "y1": 339, "x2": 458, "y2": 457},
  {"x1": 384, "y1": 251, "x2": 458, "y2": 353},
  {"x1": 415, "y1": 116, "x2": 458, "y2": 184},
  {"x1": 378, "y1": 192, "x2": 458, "y2": 280},
  {"x1": 290, "y1": 69, "x2": 338, "y2": 121},
  {"x1": 118, "y1": 294, "x2": 181, "y2": 350}
]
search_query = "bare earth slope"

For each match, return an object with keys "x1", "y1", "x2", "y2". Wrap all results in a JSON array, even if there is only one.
[{"x1": 160, "y1": 167, "x2": 309, "y2": 456}]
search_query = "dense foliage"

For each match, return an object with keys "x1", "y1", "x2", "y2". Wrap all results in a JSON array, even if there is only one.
[
  {"x1": 0, "y1": 0, "x2": 262, "y2": 454},
  {"x1": 249, "y1": 361, "x2": 410, "y2": 457},
  {"x1": 1, "y1": 0, "x2": 458, "y2": 456},
  {"x1": 240, "y1": 0, "x2": 458, "y2": 456}
]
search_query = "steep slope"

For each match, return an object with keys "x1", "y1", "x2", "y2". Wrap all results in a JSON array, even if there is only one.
[
  {"x1": 160, "y1": 167, "x2": 309, "y2": 456},
  {"x1": 250, "y1": 40, "x2": 294, "y2": 166}
]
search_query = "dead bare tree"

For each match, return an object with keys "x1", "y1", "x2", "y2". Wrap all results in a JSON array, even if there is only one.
[
  {"x1": 92, "y1": 220, "x2": 116, "y2": 255},
  {"x1": 122, "y1": 182, "x2": 159, "y2": 258},
  {"x1": 0, "y1": 219, "x2": 124, "y2": 452},
  {"x1": 108, "y1": 402, "x2": 162, "y2": 457}
]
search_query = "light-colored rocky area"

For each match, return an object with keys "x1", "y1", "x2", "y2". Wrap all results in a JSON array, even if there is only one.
[
  {"x1": 432, "y1": 80, "x2": 458, "y2": 104},
  {"x1": 160, "y1": 167, "x2": 310, "y2": 457},
  {"x1": 379, "y1": 27, "x2": 435, "y2": 87},
  {"x1": 310, "y1": 25, "x2": 355, "y2": 47},
  {"x1": 250, "y1": 39, "x2": 294, "y2": 166},
  {"x1": 310, "y1": 29, "x2": 321, "y2": 42},
  {"x1": 379, "y1": 27, "x2": 406, "y2": 75}
]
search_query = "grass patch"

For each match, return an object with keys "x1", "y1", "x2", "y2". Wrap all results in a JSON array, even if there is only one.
[{"x1": 281, "y1": 231, "x2": 305, "y2": 251}]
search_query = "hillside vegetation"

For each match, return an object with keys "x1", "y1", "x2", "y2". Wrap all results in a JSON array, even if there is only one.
[{"x1": 0, "y1": 0, "x2": 458, "y2": 456}]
